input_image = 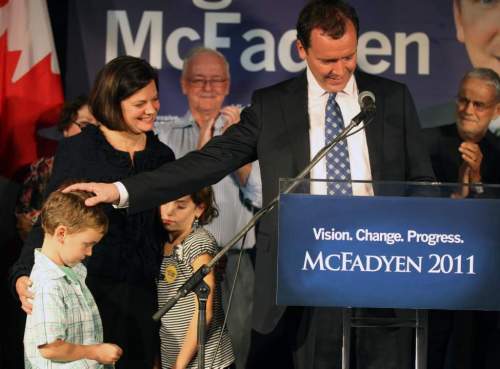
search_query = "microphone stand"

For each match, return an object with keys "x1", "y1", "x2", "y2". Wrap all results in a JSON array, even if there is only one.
[{"x1": 152, "y1": 111, "x2": 374, "y2": 369}]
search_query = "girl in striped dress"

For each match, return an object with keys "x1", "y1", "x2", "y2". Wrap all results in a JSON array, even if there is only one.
[{"x1": 157, "y1": 187, "x2": 234, "y2": 369}]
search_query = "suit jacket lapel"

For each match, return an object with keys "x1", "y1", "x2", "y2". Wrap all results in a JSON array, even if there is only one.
[
  {"x1": 280, "y1": 72, "x2": 310, "y2": 174},
  {"x1": 356, "y1": 71, "x2": 384, "y2": 181}
]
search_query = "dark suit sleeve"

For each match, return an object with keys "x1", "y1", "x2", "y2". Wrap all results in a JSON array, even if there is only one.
[
  {"x1": 123, "y1": 97, "x2": 261, "y2": 214},
  {"x1": 8, "y1": 139, "x2": 80, "y2": 296}
]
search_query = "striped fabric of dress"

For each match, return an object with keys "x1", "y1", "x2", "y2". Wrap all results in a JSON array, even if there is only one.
[{"x1": 157, "y1": 227, "x2": 234, "y2": 369}]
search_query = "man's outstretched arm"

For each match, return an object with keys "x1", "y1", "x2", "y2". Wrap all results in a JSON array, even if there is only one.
[{"x1": 64, "y1": 97, "x2": 262, "y2": 212}]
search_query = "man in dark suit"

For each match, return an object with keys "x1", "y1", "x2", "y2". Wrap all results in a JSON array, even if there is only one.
[
  {"x1": 425, "y1": 67, "x2": 500, "y2": 369},
  {"x1": 66, "y1": 1, "x2": 434, "y2": 368}
]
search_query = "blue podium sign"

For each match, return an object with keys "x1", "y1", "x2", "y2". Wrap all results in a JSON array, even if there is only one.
[{"x1": 277, "y1": 194, "x2": 500, "y2": 310}]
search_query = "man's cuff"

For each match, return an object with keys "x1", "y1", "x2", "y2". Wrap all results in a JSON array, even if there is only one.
[
  {"x1": 242, "y1": 161, "x2": 262, "y2": 208},
  {"x1": 113, "y1": 181, "x2": 130, "y2": 208}
]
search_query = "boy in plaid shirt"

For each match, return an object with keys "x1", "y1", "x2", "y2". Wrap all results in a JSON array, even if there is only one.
[{"x1": 23, "y1": 189, "x2": 122, "y2": 368}]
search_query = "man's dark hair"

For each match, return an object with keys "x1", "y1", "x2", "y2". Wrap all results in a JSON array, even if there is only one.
[
  {"x1": 296, "y1": 0, "x2": 359, "y2": 49},
  {"x1": 89, "y1": 55, "x2": 158, "y2": 131},
  {"x1": 57, "y1": 95, "x2": 89, "y2": 132}
]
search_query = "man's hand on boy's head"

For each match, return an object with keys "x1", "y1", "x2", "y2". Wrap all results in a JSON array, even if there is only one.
[
  {"x1": 62, "y1": 182, "x2": 120, "y2": 206},
  {"x1": 16, "y1": 276, "x2": 33, "y2": 314}
]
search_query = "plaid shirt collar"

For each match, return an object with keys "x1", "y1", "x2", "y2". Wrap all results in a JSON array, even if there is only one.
[{"x1": 33, "y1": 249, "x2": 87, "y2": 282}]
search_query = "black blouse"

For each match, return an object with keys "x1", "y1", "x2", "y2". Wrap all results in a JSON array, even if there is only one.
[{"x1": 9, "y1": 125, "x2": 175, "y2": 288}]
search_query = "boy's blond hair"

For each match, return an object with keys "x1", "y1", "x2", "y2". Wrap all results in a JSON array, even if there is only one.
[{"x1": 41, "y1": 190, "x2": 109, "y2": 235}]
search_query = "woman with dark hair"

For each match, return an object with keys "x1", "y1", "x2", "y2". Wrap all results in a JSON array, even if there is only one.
[
  {"x1": 10, "y1": 55, "x2": 175, "y2": 369},
  {"x1": 157, "y1": 187, "x2": 234, "y2": 369}
]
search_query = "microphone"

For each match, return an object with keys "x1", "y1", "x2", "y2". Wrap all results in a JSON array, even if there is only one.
[{"x1": 352, "y1": 91, "x2": 376, "y2": 125}]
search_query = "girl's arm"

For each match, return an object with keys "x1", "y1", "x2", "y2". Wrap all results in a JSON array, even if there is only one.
[{"x1": 173, "y1": 253, "x2": 216, "y2": 369}]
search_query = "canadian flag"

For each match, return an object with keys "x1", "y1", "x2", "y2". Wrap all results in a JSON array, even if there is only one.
[{"x1": 0, "y1": 0, "x2": 64, "y2": 179}]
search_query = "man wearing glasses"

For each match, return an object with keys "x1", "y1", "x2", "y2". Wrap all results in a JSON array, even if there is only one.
[
  {"x1": 425, "y1": 67, "x2": 500, "y2": 369},
  {"x1": 425, "y1": 68, "x2": 500, "y2": 193},
  {"x1": 154, "y1": 47, "x2": 261, "y2": 369}
]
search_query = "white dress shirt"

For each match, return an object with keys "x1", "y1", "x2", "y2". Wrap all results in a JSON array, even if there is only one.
[{"x1": 307, "y1": 67, "x2": 373, "y2": 196}]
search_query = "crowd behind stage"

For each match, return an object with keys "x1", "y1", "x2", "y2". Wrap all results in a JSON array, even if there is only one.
[{"x1": 3, "y1": 1, "x2": 500, "y2": 369}]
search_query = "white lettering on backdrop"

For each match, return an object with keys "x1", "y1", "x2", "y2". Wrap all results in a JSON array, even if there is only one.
[{"x1": 105, "y1": 9, "x2": 430, "y2": 75}]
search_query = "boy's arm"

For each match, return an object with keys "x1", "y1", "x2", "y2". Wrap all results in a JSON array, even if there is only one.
[
  {"x1": 173, "y1": 253, "x2": 215, "y2": 369},
  {"x1": 28, "y1": 285, "x2": 122, "y2": 366},
  {"x1": 39, "y1": 339, "x2": 122, "y2": 364}
]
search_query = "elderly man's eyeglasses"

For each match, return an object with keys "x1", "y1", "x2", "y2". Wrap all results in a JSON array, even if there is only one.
[
  {"x1": 456, "y1": 96, "x2": 497, "y2": 113},
  {"x1": 188, "y1": 78, "x2": 228, "y2": 88}
]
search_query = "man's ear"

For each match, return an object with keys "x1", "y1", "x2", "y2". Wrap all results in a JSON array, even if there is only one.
[
  {"x1": 223, "y1": 78, "x2": 230, "y2": 97},
  {"x1": 494, "y1": 103, "x2": 500, "y2": 120},
  {"x1": 296, "y1": 39, "x2": 307, "y2": 61},
  {"x1": 453, "y1": 0, "x2": 465, "y2": 44},
  {"x1": 180, "y1": 76, "x2": 188, "y2": 96}
]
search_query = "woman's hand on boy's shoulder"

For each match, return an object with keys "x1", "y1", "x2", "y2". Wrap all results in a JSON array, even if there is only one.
[{"x1": 16, "y1": 276, "x2": 33, "y2": 314}]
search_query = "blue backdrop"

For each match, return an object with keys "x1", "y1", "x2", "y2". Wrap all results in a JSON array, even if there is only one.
[{"x1": 64, "y1": 0, "x2": 470, "y2": 125}]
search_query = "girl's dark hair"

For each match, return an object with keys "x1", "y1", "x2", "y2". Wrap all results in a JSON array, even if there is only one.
[
  {"x1": 191, "y1": 187, "x2": 219, "y2": 225},
  {"x1": 57, "y1": 95, "x2": 89, "y2": 132},
  {"x1": 296, "y1": 0, "x2": 359, "y2": 49},
  {"x1": 89, "y1": 55, "x2": 158, "y2": 131}
]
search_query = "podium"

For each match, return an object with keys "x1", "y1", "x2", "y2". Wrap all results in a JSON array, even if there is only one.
[{"x1": 277, "y1": 179, "x2": 500, "y2": 369}]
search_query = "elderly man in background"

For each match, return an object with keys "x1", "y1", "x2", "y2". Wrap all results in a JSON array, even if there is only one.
[
  {"x1": 154, "y1": 47, "x2": 261, "y2": 369},
  {"x1": 425, "y1": 68, "x2": 500, "y2": 192},
  {"x1": 422, "y1": 0, "x2": 500, "y2": 132},
  {"x1": 425, "y1": 67, "x2": 500, "y2": 369}
]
